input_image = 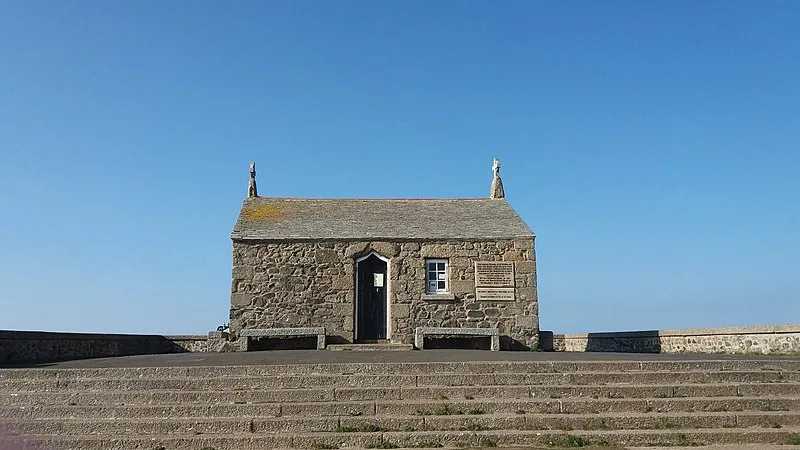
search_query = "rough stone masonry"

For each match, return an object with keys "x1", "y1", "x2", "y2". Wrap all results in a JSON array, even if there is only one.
[{"x1": 229, "y1": 160, "x2": 539, "y2": 350}]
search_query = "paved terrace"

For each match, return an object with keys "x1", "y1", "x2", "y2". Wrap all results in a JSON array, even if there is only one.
[{"x1": 7, "y1": 349, "x2": 799, "y2": 369}]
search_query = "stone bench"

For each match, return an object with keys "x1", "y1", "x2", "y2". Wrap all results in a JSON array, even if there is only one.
[
  {"x1": 240, "y1": 327, "x2": 326, "y2": 351},
  {"x1": 414, "y1": 327, "x2": 500, "y2": 351}
]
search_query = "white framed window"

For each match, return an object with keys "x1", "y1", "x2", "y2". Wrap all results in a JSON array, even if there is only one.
[{"x1": 426, "y1": 259, "x2": 449, "y2": 293}]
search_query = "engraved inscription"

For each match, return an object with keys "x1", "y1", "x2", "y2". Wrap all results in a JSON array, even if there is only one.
[
  {"x1": 474, "y1": 261, "x2": 515, "y2": 287},
  {"x1": 476, "y1": 287, "x2": 515, "y2": 302}
]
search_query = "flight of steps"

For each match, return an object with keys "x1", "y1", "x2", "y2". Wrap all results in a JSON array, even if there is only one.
[{"x1": 2, "y1": 358, "x2": 800, "y2": 449}]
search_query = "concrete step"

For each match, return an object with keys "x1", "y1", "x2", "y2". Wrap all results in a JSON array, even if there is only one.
[
  {"x1": 0, "y1": 387, "x2": 334, "y2": 406},
  {"x1": 2, "y1": 359, "x2": 799, "y2": 379},
  {"x1": 377, "y1": 396, "x2": 800, "y2": 416},
  {"x1": 2, "y1": 396, "x2": 798, "y2": 419},
  {"x1": 3, "y1": 383, "x2": 799, "y2": 406},
  {"x1": 4, "y1": 411, "x2": 800, "y2": 435},
  {"x1": 413, "y1": 371, "x2": 800, "y2": 387},
  {"x1": 5, "y1": 427, "x2": 800, "y2": 449},
  {"x1": 1, "y1": 403, "x2": 283, "y2": 420},
  {"x1": 2, "y1": 371, "x2": 798, "y2": 392}
]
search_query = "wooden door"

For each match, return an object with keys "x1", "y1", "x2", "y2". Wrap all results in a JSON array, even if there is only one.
[{"x1": 356, "y1": 254, "x2": 387, "y2": 340}]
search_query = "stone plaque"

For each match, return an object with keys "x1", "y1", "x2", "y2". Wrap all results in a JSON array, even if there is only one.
[
  {"x1": 476, "y1": 287, "x2": 515, "y2": 302},
  {"x1": 474, "y1": 261, "x2": 515, "y2": 287}
]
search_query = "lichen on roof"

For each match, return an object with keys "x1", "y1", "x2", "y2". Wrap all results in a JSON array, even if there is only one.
[{"x1": 240, "y1": 202, "x2": 286, "y2": 221}]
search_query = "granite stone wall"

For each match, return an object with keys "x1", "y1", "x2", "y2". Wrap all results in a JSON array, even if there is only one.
[
  {"x1": 229, "y1": 238, "x2": 539, "y2": 349},
  {"x1": 0, "y1": 331, "x2": 228, "y2": 365},
  {"x1": 540, "y1": 325, "x2": 800, "y2": 354}
]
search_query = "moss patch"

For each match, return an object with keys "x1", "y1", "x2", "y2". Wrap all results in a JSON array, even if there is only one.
[{"x1": 241, "y1": 203, "x2": 285, "y2": 221}]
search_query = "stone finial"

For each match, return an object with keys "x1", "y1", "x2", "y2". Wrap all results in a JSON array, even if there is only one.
[
  {"x1": 247, "y1": 161, "x2": 258, "y2": 198},
  {"x1": 490, "y1": 158, "x2": 505, "y2": 199}
]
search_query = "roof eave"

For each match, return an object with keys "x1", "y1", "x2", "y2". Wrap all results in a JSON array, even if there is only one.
[{"x1": 230, "y1": 234, "x2": 535, "y2": 242}]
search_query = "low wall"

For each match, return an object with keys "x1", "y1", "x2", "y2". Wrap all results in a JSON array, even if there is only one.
[
  {"x1": 539, "y1": 324, "x2": 800, "y2": 354},
  {"x1": 5, "y1": 324, "x2": 798, "y2": 363},
  {"x1": 0, "y1": 330, "x2": 230, "y2": 365}
]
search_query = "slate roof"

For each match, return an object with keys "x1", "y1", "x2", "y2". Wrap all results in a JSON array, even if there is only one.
[{"x1": 231, "y1": 197, "x2": 534, "y2": 241}]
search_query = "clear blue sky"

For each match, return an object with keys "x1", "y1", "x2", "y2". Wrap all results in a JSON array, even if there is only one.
[{"x1": 1, "y1": 2, "x2": 798, "y2": 335}]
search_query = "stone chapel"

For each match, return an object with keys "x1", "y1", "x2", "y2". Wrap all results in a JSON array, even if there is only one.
[{"x1": 229, "y1": 159, "x2": 539, "y2": 350}]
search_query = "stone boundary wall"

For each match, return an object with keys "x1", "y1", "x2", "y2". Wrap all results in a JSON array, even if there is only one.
[
  {"x1": 5, "y1": 324, "x2": 797, "y2": 363},
  {"x1": 0, "y1": 330, "x2": 228, "y2": 365},
  {"x1": 539, "y1": 324, "x2": 800, "y2": 354}
]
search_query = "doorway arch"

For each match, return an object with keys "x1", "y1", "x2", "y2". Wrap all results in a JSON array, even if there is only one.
[{"x1": 354, "y1": 252, "x2": 391, "y2": 341}]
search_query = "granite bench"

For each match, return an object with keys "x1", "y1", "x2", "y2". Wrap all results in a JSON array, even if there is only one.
[
  {"x1": 240, "y1": 327, "x2": 326, "y2": 351},
  {"x1": 415, "y1": 326, "x2": 500, "y2": 351}
]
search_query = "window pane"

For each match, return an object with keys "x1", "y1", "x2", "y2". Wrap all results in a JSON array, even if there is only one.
[
  {"x1": 428, "y1": 262, "x2": 436, "y2": 271},
  {"x1": 438, "y1": 281, "x2": 446, "y2": 289},
  {"x1": 437, "y1": 263, "x2": 445, "y2": 271},
  {"x1": 437, "y1": 273, "x2": 446, "y2": 280},
  {"x1": 428, "y1": 272, "x2": 436, "y2": 281}
]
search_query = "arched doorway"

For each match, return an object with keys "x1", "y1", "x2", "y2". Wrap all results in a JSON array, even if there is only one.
[{"x1": 355, "y1": 252, "x2": 390, "y2": 341}]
